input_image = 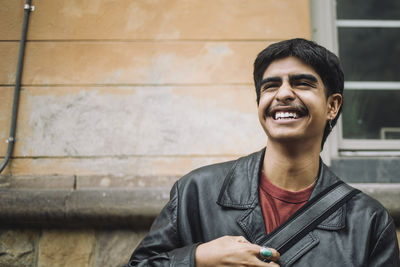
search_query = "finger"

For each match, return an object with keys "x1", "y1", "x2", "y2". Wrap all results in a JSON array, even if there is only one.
[
  {"x1": 266, "y1": 262, "x2": 280, "y2": 267},
  {"x1": 254, "y1": 246, "x2": 280, "y2": 262},
  {"x1": 251, "y1": 253, "x2": 280, "y2": 267},
  {"x1": 236, "y1": 236, "x2": 251, "y2": 244}
]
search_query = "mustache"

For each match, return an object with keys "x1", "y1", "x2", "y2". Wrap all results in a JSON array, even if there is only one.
[{"x1": 265, "y1": 102, "x2": 309, "y2": 117}]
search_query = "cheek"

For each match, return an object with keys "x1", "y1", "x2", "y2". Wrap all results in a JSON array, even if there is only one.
[
  {"x1": 258, "y1": 94, "x2": 273, "y2": 116},
  {"x1": 312, "y1": 102, "x2": 330, "y2": 125},
  {"x1": 302, "y1": 92, "x2": 327, "y2": 115}
]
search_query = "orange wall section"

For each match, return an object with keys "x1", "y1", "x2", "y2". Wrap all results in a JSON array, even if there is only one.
[
  {"x1": 2, "y1": 0, "x2": 310, "y2": 40},
  {"x1": 0, "y1": 0, "x2": 311, "y2": 179}
]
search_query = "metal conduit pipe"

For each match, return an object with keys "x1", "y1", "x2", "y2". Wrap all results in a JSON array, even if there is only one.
[{"x1": 0, "y1": 0, "x2": 34, "y2": 173}]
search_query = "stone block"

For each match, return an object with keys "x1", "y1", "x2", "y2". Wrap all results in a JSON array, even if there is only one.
[
  {"x1": 0, "y1": 0, "x2": 24, "y2": 40},
  {"x1": 8, "y1": 175, "x2": 75, "y2": 189},
  {"x1": 0, "y1": 43, "x2": 18, "y2": 85},
  {"x1": 76, "y1": 175, "x2": 177, "y2": 189},
  {"x1": 0, "y1": 87, "x2": 13, "y2": 160},
  {"x1": 2, "y1": 0, "x2": 310, "y2": 40},
  {"x1": 12, "y1": 86, "x2": 265, "y2": 158},
  {"x1": 0, "y1": 175, "x2": 10, "y2": 188},
  {"x1": 38, "y1": 229, "x2": 95, "y2": 267},
  {"x1": 8, "y1": 156, "x2": 236, "y2": 178},
  {"x1": 0, "y1": 229, "x2": 38, "y2": 267},
  {"x1": 0, "y1": 189, "x2": 67, "y2": 226},
  {"x1": 65, "y1": 188, "x2": 169, "y2": 227},
  {"x1": 0, "y1": 188, "x2": 167, "y2": 228},
  {"x1": 8, "y1": 42, "x2": 269, "y2": 85},
  {"x1": 94, "y1": 230, "x2": 146, "y2": 267}
]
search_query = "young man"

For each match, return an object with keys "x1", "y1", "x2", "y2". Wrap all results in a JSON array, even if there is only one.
[{"x1": 126, "y1": 39, "x2": 400, "y2": 266}]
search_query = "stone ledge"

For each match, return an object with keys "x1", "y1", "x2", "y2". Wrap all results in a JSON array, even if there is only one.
[
  {"x1": 0, "y1": 188, "x2": 170, "y2": 229},
  {"x1": 0, "y1": 184, "x2": 399, "y2": 228}
]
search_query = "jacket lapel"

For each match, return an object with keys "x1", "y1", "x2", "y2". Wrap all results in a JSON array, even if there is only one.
[
  {"x1": 216, "y1": 149, "x2": 268, "y2": 243},
  {"x1": 311, "y1": 161, "x2": 347, "y2": 231}
]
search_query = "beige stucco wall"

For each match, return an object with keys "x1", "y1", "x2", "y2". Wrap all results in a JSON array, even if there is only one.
[
  {"x1": 0, "y1": 0, "x2": 319, "y2": 266},
  {"x1": 1, "y1": 0, "x2": 310, "y2": 182}
]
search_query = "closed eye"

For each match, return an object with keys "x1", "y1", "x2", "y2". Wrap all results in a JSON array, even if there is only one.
[
  {"x1": 260, "y1": 77, "x2": 282, "y2": 92},
  {"x1": 262, "y1": 82, "x2": 280, "y2": 91},
  {"x1": 290, "y1": 74, "x2": 318, "y2": 89},
  {"x1": 293, "y1": 80, "x2": 316, "y2": 88}
]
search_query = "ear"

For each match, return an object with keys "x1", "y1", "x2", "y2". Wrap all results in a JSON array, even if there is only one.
[{"x1": 326, "y1": 93, "x2": 342, "y2": 120}]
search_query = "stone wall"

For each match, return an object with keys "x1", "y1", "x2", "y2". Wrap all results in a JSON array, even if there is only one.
[
  {"x1": 1, "y1": 227, "x2": 400, "y2": 267},
  {"x1": 0, "y1": 229, "x2": 146, "y2": 267}
]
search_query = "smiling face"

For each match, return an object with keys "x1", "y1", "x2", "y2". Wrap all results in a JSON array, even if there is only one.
[{"x1": 258, "y1": 56, "x2": 341, "y2": 147}]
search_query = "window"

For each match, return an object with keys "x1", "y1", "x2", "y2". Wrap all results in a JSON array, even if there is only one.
[
  {"x1": 336, "y1": 0, "x2": 400, "y2": 153},
  {"x1": 311, "y1": 0, "x2": 400, "y2": 180}
]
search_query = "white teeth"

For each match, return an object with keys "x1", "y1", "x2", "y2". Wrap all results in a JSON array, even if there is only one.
[{"x1": 274, "y1": 112, "x2": 298, "y2": 120}]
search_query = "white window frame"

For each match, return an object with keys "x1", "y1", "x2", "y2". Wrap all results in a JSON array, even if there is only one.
[{"x1": 310, "y1": 0, "x2": 400, "y2": 165}]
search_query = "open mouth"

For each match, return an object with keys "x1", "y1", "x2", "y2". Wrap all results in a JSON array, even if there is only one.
[
  {"x1": 266, "y1": 104, "x2": 309, "y2": 121},
  {"x1": 274, "y1": 111, "x2": 299, "y2": 120}
]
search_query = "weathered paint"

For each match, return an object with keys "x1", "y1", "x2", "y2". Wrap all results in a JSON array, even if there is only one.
[
  {"x1": 0, "y1": 43, "x2": 18, "y2": 84},
  {"x1": 0, "y1": 0, "x2": 308, "y2": 185},
  {"x1": 8, "y1": 156, "x2": 238, "y2": 177},
  {"x1": 0, "y1": 88, "x2": 13, "y2": 153},
  {"x1": 13, "y1": 86, "x2": 265, "y2": 157},
  {"x1": 1, "y1": 42, "x2": 270, "y2": 85},
  {"x1": 1, "y1": 0, "x2": 311, "y2": 40}
]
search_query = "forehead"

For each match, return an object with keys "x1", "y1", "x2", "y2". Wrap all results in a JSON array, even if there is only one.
[{"x1": 263, "y1": 56, "x2": 321, "y2": 80}]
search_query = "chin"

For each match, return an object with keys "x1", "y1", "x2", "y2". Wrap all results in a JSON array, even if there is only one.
[
  {"x1": 265, "y1": 128, "x2": 311, "y2": 143},
  {"x1": 264, "y1": 127, "x2": 301, "y2": 139},
  {"x1": 269, "y1": 135, "x2": 303, "y2": 144}
]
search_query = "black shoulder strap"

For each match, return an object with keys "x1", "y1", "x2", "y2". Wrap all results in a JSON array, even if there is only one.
[{"x1": 262, "y1": 181, "x2": 361, "y2": 255}]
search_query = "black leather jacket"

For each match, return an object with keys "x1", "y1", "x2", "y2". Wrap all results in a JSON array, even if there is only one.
[{"x1": 127, "y1": 149, "x2": 400, "y2": 266}]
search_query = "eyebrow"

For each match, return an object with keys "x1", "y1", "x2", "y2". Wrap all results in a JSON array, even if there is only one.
[
  {"x1": 260, "y1": 73, "x2": 319, "y2": 88},
  {"x1": 289, "y1": 74, "x2": 318, "y2": 83},
  {"x1": 259, "y1": 77, "x2": 282, "y2": 87}
]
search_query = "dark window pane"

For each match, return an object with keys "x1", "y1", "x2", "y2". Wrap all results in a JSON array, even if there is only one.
[
  {"x1": 337, "y1": 0, "x2": 400, "y2": 20},
  {"x1": 338, "y1": 27, "x2": 400, "y2": 81},
  {"x1": 342, "y1": 89, "x2": 400, "y2": 139}
]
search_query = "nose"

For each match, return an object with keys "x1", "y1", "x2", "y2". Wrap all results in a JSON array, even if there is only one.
[{"x1": 275, "y1": 81, "x2": 295, "y2": 102}]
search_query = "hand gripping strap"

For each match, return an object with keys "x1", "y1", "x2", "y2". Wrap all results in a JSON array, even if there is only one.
[{"x1": 261, "y1": 181, "x2": 361, "y2": 255}]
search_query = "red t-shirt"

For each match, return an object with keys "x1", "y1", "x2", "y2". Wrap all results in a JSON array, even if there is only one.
[{"x1": 259, "y1": 171, "x2": 315, "y2": 234}]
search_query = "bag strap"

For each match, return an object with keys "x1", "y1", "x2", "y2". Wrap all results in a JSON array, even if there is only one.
[{"x1": 262, "y1": 181, "x2": 360, "y2": 255}]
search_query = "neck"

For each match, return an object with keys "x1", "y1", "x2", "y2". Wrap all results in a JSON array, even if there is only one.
[{"x1": 262, "y1": 140, "x2": 321, "y2": 191}]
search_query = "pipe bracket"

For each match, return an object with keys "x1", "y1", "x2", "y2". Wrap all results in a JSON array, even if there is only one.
[
  {"x1": 5, "y1": 137, "x2": 15, "y2": 144},
  {"x1": 24, "y1": 4, "x2": 35, "y2": 11}
]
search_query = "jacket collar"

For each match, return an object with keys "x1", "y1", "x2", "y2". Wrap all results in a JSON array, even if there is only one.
[
  {"x1": 216, "y1": 148, "x2": 265, "y2": 209},
  {"x1": 217, "y1": 148, "x2": 345, "y2": 230}
]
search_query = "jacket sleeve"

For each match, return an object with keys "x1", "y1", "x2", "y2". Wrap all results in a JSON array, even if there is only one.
[
  {"x1": 367, "y1": 218, "x2": 400, "y2": 267},
  {"x1": 126, "y1": 182, "x2": 199, "y2": 267}
]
